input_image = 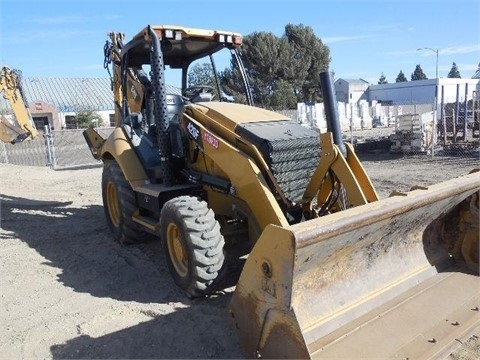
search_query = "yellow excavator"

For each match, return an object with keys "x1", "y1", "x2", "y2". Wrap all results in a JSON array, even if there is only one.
[
  {"x1": 0, "y1": 66, "x2": 38, "y2": 143},
  {"x1": 84, "y1": 25, "x2": 479, "y2": 358}
]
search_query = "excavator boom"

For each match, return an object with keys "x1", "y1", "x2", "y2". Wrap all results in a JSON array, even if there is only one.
[{"x1": 0, "y1": 66, "x2": 38, "y2": 143}]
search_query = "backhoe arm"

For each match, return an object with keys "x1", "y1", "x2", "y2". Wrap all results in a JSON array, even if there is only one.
[{"x1": 0, "y1": 66, "x2": 38, "y2": 143}]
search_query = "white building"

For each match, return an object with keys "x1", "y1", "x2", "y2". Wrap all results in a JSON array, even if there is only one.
[
  {"x1": 334, "y1": 78, "x2": 369, "y2": 104},
  {"x1": 368, "y1": 78, "x2": 480, "y2": 106},
  {"x1": 300, "y1": 76, "x2": 480, "y2": 133}
]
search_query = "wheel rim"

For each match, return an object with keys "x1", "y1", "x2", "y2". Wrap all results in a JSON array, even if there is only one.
[
  {"x1": 106, "y1": 181, "x2": 120, "y2": 227},
  {"x1": 166, "y1": 223, "x2": 188, "y2": 277}
]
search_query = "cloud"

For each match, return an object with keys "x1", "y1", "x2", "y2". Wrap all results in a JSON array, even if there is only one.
[
  {"x1": 80, "y1": 64, "x2": 105, "y2": 71},
  {"x1": 29, "y1": 16, "x2": 88, "y2": 25},
  {"x1": 323, "y1": 35, "x2": 371, "y2": 44},
  {"x1": 1, "y1": 30, "x2": 96, "y2": 45},
  {"x1": 440, "y1": 45, "x2": 480, "y2": 55},
  {"x1": 381, "y1": 49, "x2": 418, "y2": 56},
  {"x1": 415, "y1": 45, "x2": 480, "y2": 57},
  {"x1": 334, "y1": 71, "x2": 368, "y2": 79},
  {"x1": 361, "y1": 24, "x2": 399, "y2": 33},
  {"x1": 455, "y1": 63, "x2": 480, "y2": 72}
]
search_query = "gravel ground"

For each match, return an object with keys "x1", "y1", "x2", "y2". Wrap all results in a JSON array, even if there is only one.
[{"x1": 0, "y1": 151, "x2": 478, "y2": 359}]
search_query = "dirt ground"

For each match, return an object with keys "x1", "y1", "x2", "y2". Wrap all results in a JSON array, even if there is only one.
[{"x1": 0, "y1": 152, "x2": 479, "y2": 359}]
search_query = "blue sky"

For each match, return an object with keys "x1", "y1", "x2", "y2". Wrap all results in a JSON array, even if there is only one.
[{"x1": 1, "y1": 0, "x2": 479, "y2": 84}]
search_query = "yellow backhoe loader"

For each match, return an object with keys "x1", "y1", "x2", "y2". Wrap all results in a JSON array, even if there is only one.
[
  {"x1": 84, "y1": 25, "x2": 479, "y2": 358},
  {"x1": 0, "y1": 66, "x2": 38, "y2": 143}
]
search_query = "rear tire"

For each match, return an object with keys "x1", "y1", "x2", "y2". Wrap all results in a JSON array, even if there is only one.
[
  {"x1": 160, "y1": 196, "x2": 225, "y2": 297},
  {"x1": 102, "y1": 161, "x2": 151, "y2": 245}
]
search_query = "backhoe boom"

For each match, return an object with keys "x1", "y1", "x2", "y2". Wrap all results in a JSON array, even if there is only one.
[{"x1": 0, "y1": 66, "x2": 38, "y2": 143}]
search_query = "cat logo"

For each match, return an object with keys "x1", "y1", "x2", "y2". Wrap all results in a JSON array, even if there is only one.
[
  {"x1": 186, "y1": 121, "x2": 200, "y2": 142},
  {"x1": 127, "y1": 80, "x2": 140, "y2": 103}
]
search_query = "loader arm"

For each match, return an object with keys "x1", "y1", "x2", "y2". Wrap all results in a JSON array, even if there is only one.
[
  {"x1": 0, "y1": 66, "x2": 38, "y2": 143},
  {"x1": 300, "y1": 71, "x2": 378, "y2": 218},
  {"x1": 302, "y1": 132, "x2": 379, "y2": 218}
]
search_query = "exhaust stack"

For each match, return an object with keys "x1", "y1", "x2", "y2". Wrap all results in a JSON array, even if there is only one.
[
  {"x1": 148, "y1": 26, "x2": 174, "y2": 185},
  {"x1": 319, "y1": 71, "x2": 346, "y2": 157}
]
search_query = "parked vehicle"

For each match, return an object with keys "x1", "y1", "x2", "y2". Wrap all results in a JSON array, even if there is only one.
[{"x1": 84, "y1": 24, "x2": 479, "y2": 359}]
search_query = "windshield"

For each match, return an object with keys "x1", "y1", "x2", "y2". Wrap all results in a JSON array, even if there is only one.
[
  {"x1": 161, "y1": 46, "x2": 249, "y2": 104},
  {"x1": 136, "y1": 47, "x2": 249, "y2": 104}
]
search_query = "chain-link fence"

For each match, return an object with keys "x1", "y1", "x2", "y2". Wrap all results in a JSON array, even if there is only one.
[
  {"x1": 297, "y1": 87, "x2": 479, "y2": 158},
  {"x1": 349, "y1": 103, "x2": 436, "y2": 155},
  {"x1": 1, "y1": 103, "x2": 478, "y2": 171},
  {"x1": 0, "y1": 127, "x2": 114, "y2": 169}
]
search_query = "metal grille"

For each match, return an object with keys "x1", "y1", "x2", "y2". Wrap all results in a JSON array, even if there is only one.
[
  {"x1": 235, "y1": 120, "x2": 321, "y2": 204},
  {"x1": 269, "y1": 137, "x2": 321, "y2": 203}
]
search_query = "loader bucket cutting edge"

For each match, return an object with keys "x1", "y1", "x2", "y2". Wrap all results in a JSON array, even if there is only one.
[{"x1": 230, "y1": 171, "x2": 480, "y2": 359}]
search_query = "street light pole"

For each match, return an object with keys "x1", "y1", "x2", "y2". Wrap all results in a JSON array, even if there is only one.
[
  {"x1": 417, "y1": 47, "x2": 439, "y2": 79},
  {"x1": 417, "y1": 47, "x2": 439, "y2": 157}
]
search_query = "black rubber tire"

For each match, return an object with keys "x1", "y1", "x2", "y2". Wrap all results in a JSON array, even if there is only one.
[
  {"x1": 101, "y1": 161, "x2": 151, "y2": 245},
  {"x1": 160, "y1": 196, "x2": 225, "y2": 298}
]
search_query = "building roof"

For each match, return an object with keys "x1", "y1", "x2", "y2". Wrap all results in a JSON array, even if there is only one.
[
  {"x1": 24, "y1": 77, "x2": 114, "y2": 111},
  {"x1": 0, "y1": 76, "x2": 181, "y2": 113},
  {"x1": 335, "y1": 78, "x2": 370, "y2": 85}
]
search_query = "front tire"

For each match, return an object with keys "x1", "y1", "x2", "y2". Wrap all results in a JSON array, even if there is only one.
[
  {"x1": 160, "y1": 196, "x2": 225, "y2": 297},
  {"x1": 102, "y1": 161, "x2": 151, "y2": 245}
]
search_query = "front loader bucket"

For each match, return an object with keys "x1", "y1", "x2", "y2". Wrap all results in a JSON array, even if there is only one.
[{"x1": 230, "y1": 171, "x2": 479, "y2": 359}]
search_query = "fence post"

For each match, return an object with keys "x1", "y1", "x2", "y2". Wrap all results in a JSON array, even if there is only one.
[
  {"x1": 432, "y1": 80, "x2": 440, "y2": 158},
  {"x1": 44, "y1": 125, "x2": 57, "y2": 168},
  {"x1": 431, "y1": 101, "x2": 437, "y2": 158},
  {"x1": 0, "y1": 141, "x2": 8, "y2": 164}
]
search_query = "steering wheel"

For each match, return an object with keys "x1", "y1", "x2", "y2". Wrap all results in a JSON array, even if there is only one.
[{"x1": 183, "y1": 85, "x2": 216, "y2": 101}]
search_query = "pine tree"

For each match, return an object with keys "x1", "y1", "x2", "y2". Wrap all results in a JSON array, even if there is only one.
[
  {"x1": 283, "y1": 23, "x2": 330, "y2": 102},
  {"x1": 239, "y1": 24, "x2": 330, "y2": 105},
  {"x1": 473, "y1": 62, "x2": 480, "y2": 78},
  {"x1": 447, "y1": 62, "x2": 461, "y2": 78},
  {"x1": 378, "y1": 72, "x2": 388, "y2": 84},
  {"x1": 395, "y1": 70, "x2": 408, "y2": 82},
  {"x1": 411, "y1": 65, "x2": 428, "y2": 80}
]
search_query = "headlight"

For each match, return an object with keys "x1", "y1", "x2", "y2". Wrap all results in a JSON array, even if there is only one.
[
  {"x1": 218, "y1": 33, "x2": 242, "y2": 45},
  {"x1": 164, "y1": 29, "x2": 182, "y2": 40}
]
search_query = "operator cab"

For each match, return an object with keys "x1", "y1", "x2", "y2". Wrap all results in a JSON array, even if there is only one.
[
  {"x1": 120, "y1": 25, "x2": 249, "y2": 107},
  {"x1": 114, "y1": 25, "x2": 252, "y2": 180}
]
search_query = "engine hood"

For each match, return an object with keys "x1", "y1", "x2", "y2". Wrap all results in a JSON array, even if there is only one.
[{"x1": 185, "y1": 102, "x2": 291, "y2": 132}]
